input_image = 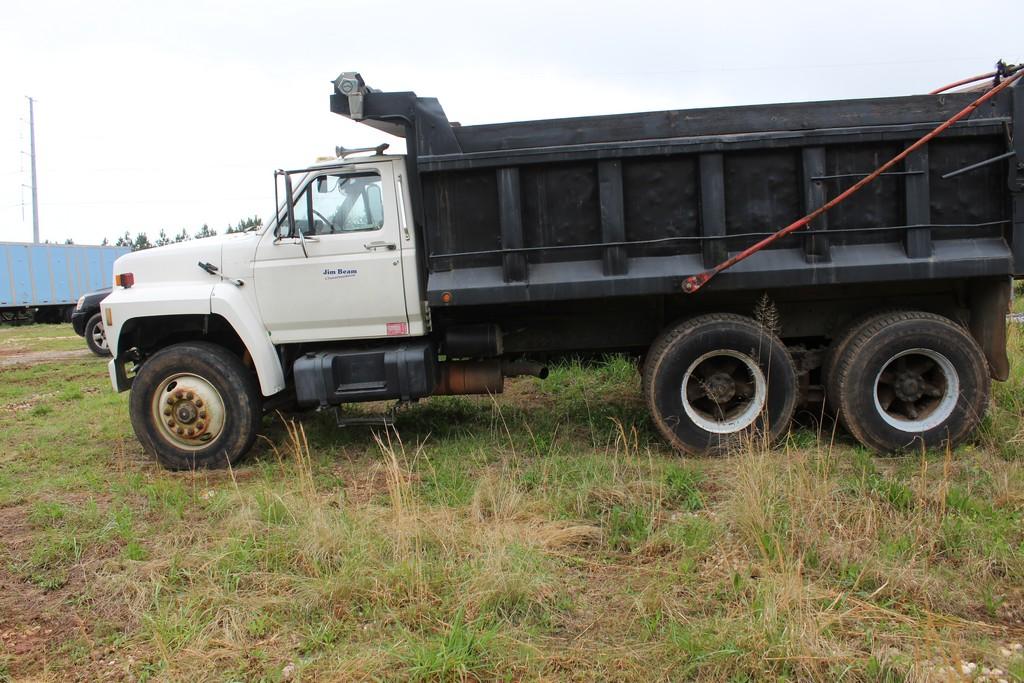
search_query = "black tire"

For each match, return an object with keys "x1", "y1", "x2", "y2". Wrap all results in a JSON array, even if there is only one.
[
  {"x1": 823, "y1": 310, "x2": 894, "y2": 418},
  {"x1": 129, "y1": 342, "x2": 261, "y2": 470},
  {"x1": 84, "y1": 313, "x2": 111, "y2": 357},
  {"x1": 642, "y1": 313, "x2": 799, "y2": 454},
  {"x1": 833, "y1": 311, "x2": 989, "y2": 453}
]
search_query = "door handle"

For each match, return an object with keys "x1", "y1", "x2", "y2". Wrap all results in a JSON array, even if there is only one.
[{"x1": 364, "y1": 241, "x2": 396, "y2": 251}]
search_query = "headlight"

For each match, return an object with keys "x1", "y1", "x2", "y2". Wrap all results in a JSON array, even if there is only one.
[{"x1": 76, "y1": 295, "x2": 86, "y2": 311}]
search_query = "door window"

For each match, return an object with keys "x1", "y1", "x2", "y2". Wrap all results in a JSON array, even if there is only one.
[{"x1": 284, "y1": 172, "x2": 384, "y2": 237}]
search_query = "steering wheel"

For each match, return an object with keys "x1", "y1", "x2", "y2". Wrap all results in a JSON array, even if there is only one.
[{"x1": 311, "y1": 209, "x2": 336, "y2": 234}]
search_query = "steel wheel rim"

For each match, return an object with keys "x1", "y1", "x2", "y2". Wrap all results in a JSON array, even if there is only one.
[
  {"x1": 91, "y1": 322, "x2": 108, "y2": 351},
  {"x1": 872, "y1": 348, "x2": 959, "y2": 432},
  {"x1": 681, "y1": 350, "x2": 767, "y2": 434},
  {"x1": 151, "y1": 372, "x2": 226, "y2": 451}
]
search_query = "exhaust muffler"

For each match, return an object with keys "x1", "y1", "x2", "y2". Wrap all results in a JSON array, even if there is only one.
[{"x1": 435, "y1": 359, "x2": 548, "y2": 396}]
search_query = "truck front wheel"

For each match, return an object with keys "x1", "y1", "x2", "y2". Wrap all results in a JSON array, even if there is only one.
[
  {"x1": 643, "y1": 314, "x2": 798, "y2": 454},
  {"x1": 129, "y1": 342, "x2": 261, "y2": 470}
]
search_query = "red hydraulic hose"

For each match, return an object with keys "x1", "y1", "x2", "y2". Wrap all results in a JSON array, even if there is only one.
[
  {"x1": 929, "y1": 70, "x2": 998, "y2": 95},
  {"x1": 681, "y1": 68, "x2": 1023, "y2": 295}
]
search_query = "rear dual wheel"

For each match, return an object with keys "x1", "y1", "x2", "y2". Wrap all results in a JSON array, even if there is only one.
[
  {"x1": 643, "y1": 314, "x2": 798, "y2": 454},
  {"x1": 828, "y1": 311, "x2": 989, "y2": 452}
]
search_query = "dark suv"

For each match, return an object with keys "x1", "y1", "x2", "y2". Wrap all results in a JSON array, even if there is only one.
[{"x1": 71, "y1": 288, "x2": 112, "y2": 357}]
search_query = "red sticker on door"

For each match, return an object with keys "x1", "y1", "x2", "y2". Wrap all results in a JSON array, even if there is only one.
[{"x1": 386, "y1": 322, "x2": 409, "y2": 336}]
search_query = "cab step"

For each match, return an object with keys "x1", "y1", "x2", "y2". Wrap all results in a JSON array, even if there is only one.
[
  {"x1": 334, "y1": 409, "x2": 393, "y2": 428},
  {"x1": 332, "y1": 400, "x2": 413, "y2": 428}
]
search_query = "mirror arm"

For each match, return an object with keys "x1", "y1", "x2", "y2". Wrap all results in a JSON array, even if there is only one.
[
  {"x1": 281, "y1": 172, "x2": 311, "y2": 258},
  {"x1": 273, "y1": 171, "x2": 280, "y2": 236},
  {"x1": 283, "y1": 172, "x2": 297, "y2": 237}
]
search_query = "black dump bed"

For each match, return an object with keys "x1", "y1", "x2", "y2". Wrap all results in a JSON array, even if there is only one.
[{"x1": 330, "y1": 74, "x2": 1024, "y2": 308}]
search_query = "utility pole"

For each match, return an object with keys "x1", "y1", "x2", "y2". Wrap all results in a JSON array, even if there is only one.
[{"x1": 27, "y1": 96, "x2": 39, "y2": 243}]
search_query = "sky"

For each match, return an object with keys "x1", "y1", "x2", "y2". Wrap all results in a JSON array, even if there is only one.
[{"x1": 0, "y1": 0, "x2": 1021, "y2": 246}]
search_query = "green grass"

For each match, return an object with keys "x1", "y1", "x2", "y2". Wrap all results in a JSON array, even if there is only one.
[
  {"x1": 0, "y1": 324, "x2": 1023, "y2": 680},
  {"x1": 0, "y1": 322, "x2": 85, "y2": 353}
]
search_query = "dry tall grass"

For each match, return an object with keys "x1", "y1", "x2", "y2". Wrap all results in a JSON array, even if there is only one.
[{"x1": 4, "y1": 333, "x2": 1023, "y2": 681}]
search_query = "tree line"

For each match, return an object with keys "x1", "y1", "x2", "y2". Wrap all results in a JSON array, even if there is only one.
[{"x1": 101, "y1": 216, "x2": 263, "y2": 251}]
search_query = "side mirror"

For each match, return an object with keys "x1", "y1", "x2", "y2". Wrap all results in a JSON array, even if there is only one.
[
  {"x1": 283, "y1": 173, "x2": 297, "y2": 238},
  {"x1": 273, "y1": 170, "x2": 309, "y2": 257}
]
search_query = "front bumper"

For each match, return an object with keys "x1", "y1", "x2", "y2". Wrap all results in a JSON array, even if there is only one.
[
  {"x1": 108, "y1": 357, "x2": 133, "y2": 393},
  {"x1": 71, "y1": 309, "x2": 90, "y2": 336}
]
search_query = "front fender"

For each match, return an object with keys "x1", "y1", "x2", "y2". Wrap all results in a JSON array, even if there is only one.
[
  {"x1": 104, "y1": 283, "x2": 287, "y2": 398},
  {"x1": 211, "y1": 283, "x2": 286, "y2": 396},
  {"x1": 104, "y1": 284, "x2": 214, "y2": 356}
]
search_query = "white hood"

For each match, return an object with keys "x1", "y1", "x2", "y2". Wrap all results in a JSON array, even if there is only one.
[{"x1": 112, "y1": 232, "x2": 259, "y2": 287}]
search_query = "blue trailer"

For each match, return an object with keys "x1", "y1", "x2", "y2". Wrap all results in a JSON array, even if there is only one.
[{"x1": 0, "y1": 241, "x2": 129, "y2": 322}]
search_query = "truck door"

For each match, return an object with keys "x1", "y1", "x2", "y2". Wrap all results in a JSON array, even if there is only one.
[{"x1": 253, "y1": 162, "x2": 409, "y2": 343}]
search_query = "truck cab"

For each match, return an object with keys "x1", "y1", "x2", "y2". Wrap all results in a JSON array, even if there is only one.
[
  {"x1": 106, "y1": 155, "x2": 423, "y2": 375},
  {"x1": 252, "y1": 155, "x2": 426, "y2": 343},
  {"x1": 104, "y1": 150, "x2": 540, "y2": 470}
]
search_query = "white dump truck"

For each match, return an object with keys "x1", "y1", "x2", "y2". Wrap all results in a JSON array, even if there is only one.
[{"x1": 103, "y1": 69, "x2": 1024, "y2": 469}]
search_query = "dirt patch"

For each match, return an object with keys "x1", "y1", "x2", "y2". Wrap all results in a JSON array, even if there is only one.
[
  {"x1": 0, "y1": 505, "x2": 89, "y2": 678},
  {"x1": 0, "y1": 349, "x2": 94, "y2": 368},
  {"x1": 0, "y1": 506, "x2": 35, "y2": 553},
  {"x1": 0, "y1": 499, "x2": 132, "y2": 681},
  {"x1": 0, "y1": 568, "x2": 89, "y2": 674},
  {"x1": 1, "y1": 335, "x2": 79, "y2": 344},
  {"x1": 343, "y1": 463, "x2": 396, "y2": 505},
  {"x1": 0, "y1": 391, "x2": 56, "y2": 415}
]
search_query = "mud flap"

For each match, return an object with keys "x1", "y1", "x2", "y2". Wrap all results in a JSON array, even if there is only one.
[{"x1": 968, "y1": 277, "x2": 1011, "y2": 381}]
